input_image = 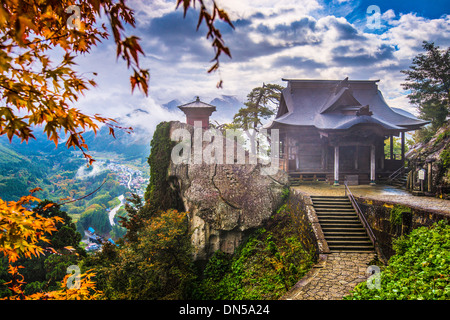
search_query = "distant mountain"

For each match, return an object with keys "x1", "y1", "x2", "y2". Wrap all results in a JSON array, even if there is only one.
[
  {"x1": 82, "y1": 125, "x2": 150, "y2": 160},
  {"x1": 125, "y1": 108, "x2": 149, "y2": 117},
  {"x1": 162, "y1": 99, "x2": 182, "y2": 111},
  {"x1": 0, "y1": 94, "x2": 243, "y2": 171},
  {"x1": 0, "y1": 128, "x2": 72, "y2": 158},
  {"x1": 209, "y1": 95, "x2": 244, "y2": 124},
  {"x1": 160, "y1": 95, "x2": 244, "y2": 125},
  {"x1": 82, "y1": 109, "x2": 155, "y2": 160}
]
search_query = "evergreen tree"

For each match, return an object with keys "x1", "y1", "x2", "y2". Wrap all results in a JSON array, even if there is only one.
[
  {"x1": 232, "y1": 83, "x2": 284, "y2": 131},
  {"x1": 401, "y1": 41, "x2": 450, "y2": 132}
]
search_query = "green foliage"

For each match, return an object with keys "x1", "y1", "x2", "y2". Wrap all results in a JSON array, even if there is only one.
[
  {"x1": 389, "y1": 205, "x2": 411, "y2": 226},
  {"x1": 384, "y1": 137, "x2": 402, "y2": 159},
  {"x1": 412, "y1": 126, "x2": 436, "y2": 144},
  {"x1": 232, "y1": 83, "x2": 284, "y2": 131},
  {"x1": 346, "y1": 220, "x2": 450, "y2": 300},
  {"x1": 81, "y1": 209, "x2": 195, "y2": 300},
  {"x1": 77, "y1": 205, "x2": 111, "y2": 236},
  {"x1": 0, "y1": 202, "x2": 85, "y2": 297},
  {"x1": 440, "y1": 149, "x2": 450, "y2": 170},
  {"x1": 192, "y1": 198, "x2": 318, "y2": 300},
  {"x1": 434, "y1": 128, "x2": 450, "y2": 146},
  {"x1": 0, "y1": 136, "x2": 129, "y2": 236},
  {"x1": 401, "y1": 41, "x2": 450, "y2": 132},
  {"x1": 281, "y1": 187, "x2": 290, "y2": 201}
]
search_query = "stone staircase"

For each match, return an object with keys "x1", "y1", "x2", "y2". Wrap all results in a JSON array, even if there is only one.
[
  {"x1": 311, "y1": 195, "x2": 374, "y2": 253},
  {"x1": 390, "y1": 172, "x2": 408, "y2": 188}
]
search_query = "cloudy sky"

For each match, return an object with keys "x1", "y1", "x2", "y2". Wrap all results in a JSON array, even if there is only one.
[{"x1": 74, "y1": 0, "x2": 450, "y2": 133}]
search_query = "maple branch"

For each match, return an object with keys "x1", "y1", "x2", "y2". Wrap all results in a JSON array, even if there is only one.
[{"x1": 57, "y1": 178, "x2": 107, "y2": 205}]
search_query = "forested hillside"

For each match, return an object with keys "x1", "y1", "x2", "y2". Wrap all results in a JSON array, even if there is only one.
[{"x1": 0, "y1": 127, "x2": 149, "y2": 240}]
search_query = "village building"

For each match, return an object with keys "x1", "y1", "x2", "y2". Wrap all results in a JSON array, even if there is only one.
[{"x1": 266, "y1": 78, "x2": 428, "y2": 185}]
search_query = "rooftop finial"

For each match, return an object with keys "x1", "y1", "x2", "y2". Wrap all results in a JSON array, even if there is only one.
[{"x1": 196, "y1": 96, "x2": 200, "y2": 102}]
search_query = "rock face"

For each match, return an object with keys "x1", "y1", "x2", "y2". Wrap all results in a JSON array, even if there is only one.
[
  {"x1": 167, "y1": 121, "x2": 289, "y2": 261},
  {"x1": 406, "y1": 122, "x2": 450, "y2": 196}
]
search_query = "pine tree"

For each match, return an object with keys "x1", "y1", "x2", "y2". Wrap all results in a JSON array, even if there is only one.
[{"x1": 401, "y1": 41, "x2": 450, "y2": 132}]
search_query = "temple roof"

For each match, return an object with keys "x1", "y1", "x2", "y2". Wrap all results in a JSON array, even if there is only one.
[
  {"x1": 178, "y1": 96, "x2": 217, "y2": 112},
  {"x1": 266, "y1": 78, "x2": 428, "y2": 132}
]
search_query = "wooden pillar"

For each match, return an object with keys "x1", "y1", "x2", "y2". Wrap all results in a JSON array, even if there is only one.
[
  {"x1": 401, "y1": 131, "x2": 405, "y2": 163},
  {"x1": 390, "y1": 135, "x2": 394, "y2": 160},
  {"x1": 321, "y1": 145, "x2": 327, "y2": 170},
  {"x1": 334, "y1": 146, "x2": 339, "y2": 186},
  {"x1": 427, "y1": 161, "x2": 432, "y2": 193},
  {"x1": 354, "y1": 146, "x2": 359, "y2": 170},
  {"x1": 370, "y1": 145, "x2": 376, "y2": 185},
  {"x1": 285, "y1": 135, "x2": 289, "y2": 173}
]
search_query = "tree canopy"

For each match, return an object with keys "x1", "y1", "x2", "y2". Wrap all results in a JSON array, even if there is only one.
[
  {"x1": 0, "y1": 0, "x2": 233, "y2": 300},
  {"x1": 232, "y1": 83, "x2": 284, "y2": 131},
  {"x1": 0, "y1": 0, "x2": 233, "y2": 165},
  {"x1": 401, "y1": 41, "x2": 450, "y2": 131}
]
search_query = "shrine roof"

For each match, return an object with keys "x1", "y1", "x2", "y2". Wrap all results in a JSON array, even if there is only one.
[{"x1": 267, "y1": 78, "x2": 428, "y2": 132}]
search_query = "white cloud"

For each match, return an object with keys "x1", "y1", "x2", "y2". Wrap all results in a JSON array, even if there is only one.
[
  {"x1": 130, "y1": 0, "x2": 177, "y2": 22},
  {"x1": 382, "y1": 9, "x2": 396, "y2": 22},
  {"x1": 219, "y1": 0, "x2": 322, "y2": 23},
  {"x1": 67, "y1": 1, "x2": 450, "y2": 130},
  {"x1": 383, "y1": 13, "x2": 450, "y2": 60}
]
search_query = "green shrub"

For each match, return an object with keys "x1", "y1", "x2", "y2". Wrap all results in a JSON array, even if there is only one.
[
  {"x1": 144, "y1": 121, "x2": 184, "y2": 215},
  {"x1": 346, "y1": 220, "x2": 450, "y2": 300},
  {"x1": 192, "y1": 200, "x2": 317, "y2": 300},
  {"x1": 389, "y1": 205, "x2": 411, "y2": 226},
  {"x1": 440, "y1": 149, "x2": 450, "y2": 170},
  {"x1": 434, "y1": 129, "x2": 450, "y2": 146}
]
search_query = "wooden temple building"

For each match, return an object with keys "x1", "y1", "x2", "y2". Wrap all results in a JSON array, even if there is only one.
[{"x1": 266, "y1": 78, "x2": 428, "y2": 185}]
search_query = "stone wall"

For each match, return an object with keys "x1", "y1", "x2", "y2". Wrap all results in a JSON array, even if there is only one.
[
  {"x1": 353, "y1": 196, "x2": 450, "y2": 260},
  {"x1": 284, "y1": 189, "x2": 320, "y2": 257},
  {"x1": 290, "y1": 188, "x2": 329, "y2": 254}
]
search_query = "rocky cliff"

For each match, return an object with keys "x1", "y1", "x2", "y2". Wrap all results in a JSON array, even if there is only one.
[
  {"x1": 406, "y1": 121, "x2": 450, "y2": 197},
  {"x1": 166, "y1": 121, "x2": 289, "y2": 260}
]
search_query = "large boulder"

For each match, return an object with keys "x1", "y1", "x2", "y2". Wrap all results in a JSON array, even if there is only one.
[{"x1": 167, "y1": 121, "x2": 289, "y2": 260}]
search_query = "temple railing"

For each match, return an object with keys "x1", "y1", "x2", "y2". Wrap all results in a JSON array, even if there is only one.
[
  {"x1": 344, "y1": 181, "x2": 382, "y2": 259},
  {"x1": 387, "y1": 165, "x2": 408, "y2": 184}
]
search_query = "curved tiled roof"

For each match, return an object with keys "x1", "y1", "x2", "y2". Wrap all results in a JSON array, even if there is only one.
[
  {"x1": 178, "y1": 96, "x2": 217, "y2": 111},
  {"x1": 268, "y1": 78, "x2": 428, "y2": 132}
]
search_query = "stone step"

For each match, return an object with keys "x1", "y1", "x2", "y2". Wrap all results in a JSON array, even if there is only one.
[
  {"x1": 316, "y1": 214, "x2": 359, "y2": 220},
  {"x1": 312, "y1": 202, "x2": 352, "y2": 206},
  {"x1": 325, "y1": 236, "x2": 371, "y2": 241},
  {"x1": 311, "y1": 196, "x2": 348, "y2": 199},
  {"x1": 320, "y1": 221, "x2": 361, "y2": 226},
  {"x1": 321, "y1": 226, "x2": 367, "y2": 232},
  {"x1": 327, "y1": 240, "x2": 373, "y2": 246},
  {"x1": 312, "y1": 198, "x2": 350, "y2": 202},
  {"x1": 329, "y1": 245, "x2": 374, "y2": 252},
  {"x1": 314, "y1": 208, "x2": 355, "y2": 213},
  {"x1": 311, "y1": 194, "x2": 374, "y2": 252},
  {"x1": 311, "y1": 198, "x2": 348, "y2": 202},
  {"x1": 313, "y1": 204, "x2": 353, "y2": 209},
  {"x1": 319, "y1": 219, "x2": 362, "y2": 225},
  {"x1": 316, "y1": 211, "x2": 357, "y2": 215},
  {"x1": 319, "y1": 217, "x2": 360, "y2": 222},
  {"x1": 330, "y1": 247, "x2": 374, "y2": 253},
  {"x1": 323, "y1": 230, "x2": 368, "y2": 236}
]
